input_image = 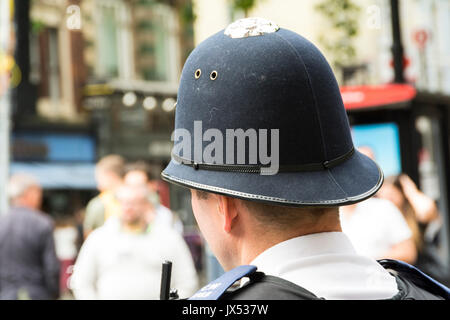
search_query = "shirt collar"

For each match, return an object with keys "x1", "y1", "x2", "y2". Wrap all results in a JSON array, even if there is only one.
[{"x1": 250, "y1": 232, "x2": 357, "y2": 275}]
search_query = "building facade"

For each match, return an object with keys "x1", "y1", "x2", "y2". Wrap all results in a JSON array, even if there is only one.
[
  {"x1": 10, "y1": 0, "x2": 196, "y2": 222},
  {"x1": 193, "y1": 0, "x2": 450, "y2": 93}
]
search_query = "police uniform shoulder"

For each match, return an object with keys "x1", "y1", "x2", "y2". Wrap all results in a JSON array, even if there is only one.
[
  {"x1": 189, "y1": 265, "x2": 321, "y2": 300},
  {"x1": 189, "y1": 265, "x2": 257, "y2": 300},
  {"x1": 379, "y1": 259, "x2": 450, "y2": 300},
  {"x1": 222, "y1": 273, "x2": 322, "y2": 300}
]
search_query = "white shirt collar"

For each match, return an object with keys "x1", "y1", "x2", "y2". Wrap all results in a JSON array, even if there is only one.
[
  {"x1": 250, "y1": 231, "x2": 356, "y2": 274},
  {"x1": 248, "y1": 232, "x2": 399, "y2": 300}
]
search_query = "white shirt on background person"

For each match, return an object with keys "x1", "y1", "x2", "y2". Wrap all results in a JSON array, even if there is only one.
[
  {"x1": 339, "y1": 197, "x2": 412, "y2": 259},
  {"x1": 70, "y1": 217, "x2": 198, "y2": 300}
]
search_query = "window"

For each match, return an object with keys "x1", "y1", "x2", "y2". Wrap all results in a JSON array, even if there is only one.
[
  {"x1": 415, "y1": 114, "x2": 449, "y2": 266},
  {"x1": 95, "y1": 0, "x2": 134, "y2": 79},
  {"x1": 30, "y1": 27, "x2": 61, "y2": 104},
  {"x1": 134, "y1": 1, "x2": 180, "y2": 82},
  {"x1": 92, "y1": 0, "x2": 182, "y2": 82},
  {"x1": 97, "y1": 5, "x2": 119, "y2": 77}
]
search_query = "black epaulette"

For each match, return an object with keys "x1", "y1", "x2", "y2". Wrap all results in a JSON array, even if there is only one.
[
  {"x1": 189, "y1": 265, "x2": 321, "y2": 300},
  {"x1": 378, "y1": 259, "x2": 449, "y2": 300},
  {"x1": 220, "y1": 271, "x2": 323, "y2": 300}
]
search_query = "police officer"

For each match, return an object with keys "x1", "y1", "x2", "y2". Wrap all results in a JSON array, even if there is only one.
[{"x1": 161, "y1": 17, "x2": 449, "y2": 300}]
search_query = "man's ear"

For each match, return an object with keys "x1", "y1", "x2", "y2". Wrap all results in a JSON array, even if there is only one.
[{"x1": 216, "y1": 195, "x2": 239, "y2": 233}]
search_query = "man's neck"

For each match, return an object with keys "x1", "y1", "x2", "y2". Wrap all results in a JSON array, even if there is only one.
[{"x1": 239, "y1": 222, "x2": 342, "y2": 267}]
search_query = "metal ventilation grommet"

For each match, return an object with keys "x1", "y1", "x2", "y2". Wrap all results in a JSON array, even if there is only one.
[{"x1": 210, "y1": 70, "x2": 218, "y2": 80}]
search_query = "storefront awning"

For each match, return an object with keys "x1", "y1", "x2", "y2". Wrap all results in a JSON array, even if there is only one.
[
  {"x1": 341, "y1": 84, "x2": 417, "y2": 111},
  {"x1": 10, "y1": 162, "x2": 96, "y2": 189}
]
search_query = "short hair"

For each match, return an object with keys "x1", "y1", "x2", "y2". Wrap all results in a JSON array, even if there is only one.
[
  {"x1": 8, "y1": 173, "x2": 41, "y2": 201},
  {"x1": 96, "y1": 154, "x2": 125, "y2": 177},
  {"x1": 193, "y1": 189, "x2": 337, "y2": 229},
  {"x1": 124, "y1": 161, "x2": 157, "y2": 181},
  {"x1": 242, "y1": 199, "x2": 336, "y2": 229},
  {"x1": 195, "y1": 189, "x2": 210, "y2": 200}
]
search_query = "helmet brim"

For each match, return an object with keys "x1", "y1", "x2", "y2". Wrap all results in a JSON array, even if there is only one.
[{"x1": 161, "y1": 149, "x2": 383, "y2": 207}]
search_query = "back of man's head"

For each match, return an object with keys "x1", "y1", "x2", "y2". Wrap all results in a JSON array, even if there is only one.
[
  {"x1": 8, "y1": 173, "x2": 42, "y2": 210},
  {"x1": 242, "y1": 198, "x2": 340, "y2": 232},
  {"x1": 95, "y1": 154, "x2": 125, "y2": 192},
  {"x1": 194, "y1": 189, "x2": 340, "y2": 234},
  {"x1": 124, "y1": 161, "x2": 156, "y2": 184},
  {"x1": 96, "y1": 155, "x2": 125, "y2": 177}
]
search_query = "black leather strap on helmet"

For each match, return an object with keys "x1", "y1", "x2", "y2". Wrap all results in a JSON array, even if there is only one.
[{"x1": 171, "y1": 147, "x2": 355, "y2": 173}]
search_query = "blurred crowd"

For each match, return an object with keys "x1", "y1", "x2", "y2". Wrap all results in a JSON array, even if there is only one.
[
  {"x1": 0, "y1": 150, "x2": 448, "y2": 300},
  {"x1": 0, "y1": 154, "x2": 198, "y2": 300}
]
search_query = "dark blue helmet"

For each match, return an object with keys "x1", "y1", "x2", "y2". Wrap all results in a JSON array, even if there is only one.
[{"x1": 162, "y1": 17, "x2": 383, "y2": 206}]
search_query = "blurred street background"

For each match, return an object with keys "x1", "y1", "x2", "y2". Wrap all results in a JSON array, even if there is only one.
[{"x1": 0, "y1": 0, "x2": 449, "y2": 299}]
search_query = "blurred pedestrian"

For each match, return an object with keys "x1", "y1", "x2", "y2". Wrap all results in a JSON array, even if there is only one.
[
  {"x1": 70, "y1": 184, "x2": 198, "y2": 299},
  {"x1": 340, "y1": 197, "x2": 417, "y2": 264},
  {"x1": 83, "y1": 154, "x2": 125, "y2": 239},
  {"x1": 377, "y1": 174, "x2": 449, "y2": 284},
  {"x1": 53, "y1": 214, "x2": 80, "y2": 298},
  {"x1": 378, "y1": 174, "x2": 440, "y2": 226},
  {"x1": 340, "y1": 147, "x2": 417, "y2": 264},
  {"x1": 0, "y1": 173, "x2": 60, "y2": 300},
  {"x1": 124, "y1": 161, "x2": 183, "y2": 233}
]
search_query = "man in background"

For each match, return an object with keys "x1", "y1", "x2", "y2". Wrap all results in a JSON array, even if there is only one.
[
  {"x1": 124, "y1": 161, "x2": 183, "y2": 233},
  {"x1": 71, "y1": 184, "x2": 198, "y2": 299},
  {"x1": 0, "y1": 174, "x2": 60, "y2": 300},
  {"x1": 83, "y1": 154, "x2": 124, "y2": 239}
]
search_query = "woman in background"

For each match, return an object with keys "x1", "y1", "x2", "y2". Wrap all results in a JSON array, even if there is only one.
[
  {"x1": 378, "y1": 174, "x2": 440, "y2": 242},
  {"x1": 377, "y1": 174, "x2": 449, "y2": 285}
]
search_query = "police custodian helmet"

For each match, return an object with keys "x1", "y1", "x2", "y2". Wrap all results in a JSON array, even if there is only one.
[{"x1": 162, "y1": 17, "x2": 383, "y2": 206}]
